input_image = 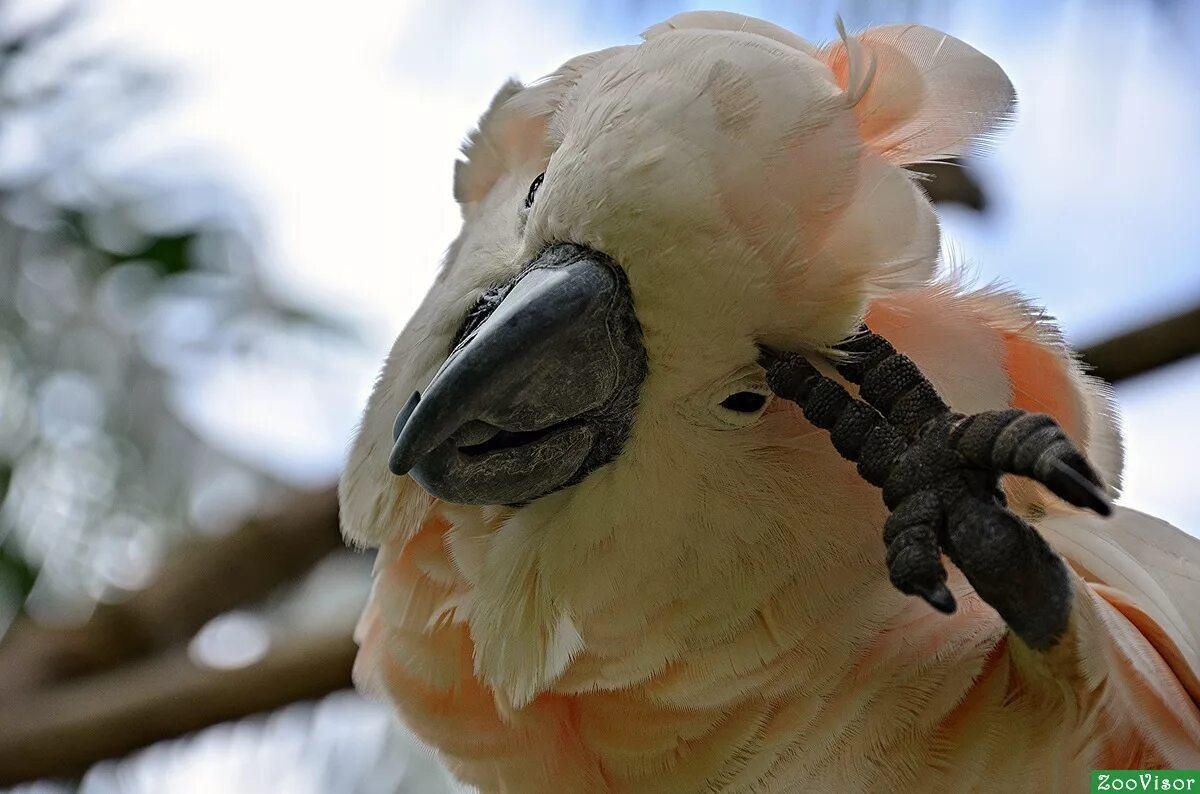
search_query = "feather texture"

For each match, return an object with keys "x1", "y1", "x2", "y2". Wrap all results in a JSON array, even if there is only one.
[
  {"x1": 643, "y1": 10, "x2": 818, "y2": 56},
  {"x1": 820, "y1": 24, "x2": 1016, "y2": 164},
  {"x1": 342, "y1": 13, "x2": 1200, "y2": 792}
]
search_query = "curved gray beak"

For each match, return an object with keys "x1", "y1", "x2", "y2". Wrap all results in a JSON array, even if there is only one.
[{"x1": 388, "y1": 243, "x2": 646, "y2": 505}]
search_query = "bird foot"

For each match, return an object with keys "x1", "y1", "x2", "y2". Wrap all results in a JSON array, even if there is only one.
[{"x1": 761, "y1": 329, "x2": 1111, "y2": 650}]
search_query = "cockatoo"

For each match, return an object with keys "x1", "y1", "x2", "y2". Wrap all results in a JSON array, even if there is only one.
[{"x1": 341, "y1": 12, "x2": 1200, "y2": 791}]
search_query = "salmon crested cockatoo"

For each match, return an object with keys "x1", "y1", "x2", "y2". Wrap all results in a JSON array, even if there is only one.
[{"x1": 341, "y1": 12, "x2": 1200, "y2": 791}]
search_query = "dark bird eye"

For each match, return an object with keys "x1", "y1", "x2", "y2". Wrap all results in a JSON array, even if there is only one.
[
  {"x1": 524, "y1": 172, "x2": 544, "y2": 209},
  {"x1": 720, "y1": 392, "x2": 767, "y2": 413}
]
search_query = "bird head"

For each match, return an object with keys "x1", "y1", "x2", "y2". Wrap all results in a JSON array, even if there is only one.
[{"x1": 341, "y1": 13, "x2": 1014, "y2": 705}]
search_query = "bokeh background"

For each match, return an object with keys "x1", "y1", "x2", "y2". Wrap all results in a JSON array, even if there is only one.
[{"x1": 0, "y1": 0, "x2": 1197, "y2": 791}]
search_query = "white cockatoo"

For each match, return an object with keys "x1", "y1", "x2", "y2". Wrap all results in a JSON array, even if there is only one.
[{"x1": 340, "y1": 12, "x2": 1200, "y2": 791}]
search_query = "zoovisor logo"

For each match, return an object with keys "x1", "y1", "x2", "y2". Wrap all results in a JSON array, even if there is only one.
[{"x1": 1092, "y1": 771, "x2": 1200, "y2": 792}]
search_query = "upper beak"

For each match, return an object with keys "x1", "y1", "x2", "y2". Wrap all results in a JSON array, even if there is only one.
[{"x1": 388, "y1": 243, "x2": 646, "y2": 505}]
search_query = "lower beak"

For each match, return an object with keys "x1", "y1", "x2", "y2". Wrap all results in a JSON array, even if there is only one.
[{"x1": 388, "y1": 243, "x2": 646, "y2": 505}]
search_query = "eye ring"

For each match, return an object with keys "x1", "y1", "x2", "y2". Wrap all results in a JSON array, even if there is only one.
[
  {"x1": 524, "y1": 172, "x2": 545, "y2": 209},
  {"x1": 719, "y1": 391, "x2": 767, "y2": 413}
]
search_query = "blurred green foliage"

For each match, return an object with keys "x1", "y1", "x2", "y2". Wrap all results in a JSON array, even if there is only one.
[{"x1": 0, "y1": 0, "x2": 343, "y2": 634}]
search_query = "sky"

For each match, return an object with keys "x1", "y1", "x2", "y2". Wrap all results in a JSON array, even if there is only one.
[{"x1": 44, "y1": 0, "x2": 1200, "y2": 524}]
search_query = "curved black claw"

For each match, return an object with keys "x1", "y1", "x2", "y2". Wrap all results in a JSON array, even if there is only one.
[
  {"x1": 949, "y1": 409, "x2": 1112, "y2": 516},
  {"x1": 1045, "y1": 459, "x2": 1112, "y2": 517},
  {"x1": 883, "y1": 492, "x2": 955, "y2": 614},
  {"x1": 760, "y1": 327, "x2": 1112, "y2": 650},
  {"x1": 921, "y1": 582, "x2": 957, "y2": 614}
]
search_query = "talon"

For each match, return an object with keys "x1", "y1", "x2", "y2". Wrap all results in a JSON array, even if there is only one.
[
  {"x1": 762, "y1": 327, "x2": 1109, "y2": 648},
  {"x1": 885, "y1": 519, "x2": 953, "y2": 612},
  {"x1": 916, "y1": 581, "x2": 957, "y2": 614},
  {"x1": 1044, "y1": 458, "x2": 1112, "y2": 517}
]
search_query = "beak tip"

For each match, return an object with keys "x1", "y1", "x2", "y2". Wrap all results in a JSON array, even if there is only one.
[
  {"x1": 388, "y1": 433, "x2": 421, "y2": 477},
  {"x1": 393, "y1": 392, "x2": 421, "y2": 441},
  {"x1": 388, "y1": 452, "x2": 414, "y2": 477},
  {"x1": 388, "y1": 392, "x2": 422, "y2": 476}
]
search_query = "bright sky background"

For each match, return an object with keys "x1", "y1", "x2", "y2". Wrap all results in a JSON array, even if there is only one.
[{"x1": 61, "y1": 0, "x2": 1199, "y2": 531}]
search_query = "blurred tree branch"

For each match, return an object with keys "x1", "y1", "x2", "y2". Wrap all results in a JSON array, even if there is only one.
[
  {"x1": 0, "y1": 630, "x2": 357, "y2": 786},
  {"x1": 0, "y1": 488, "x2": 342, "y2": 701},
  {"x1": 1079, "y1": 306, "x2": 1200, "y2": 384},
  {"x1": 910, "y1": 161, "x2": 988, "y2": 211}
]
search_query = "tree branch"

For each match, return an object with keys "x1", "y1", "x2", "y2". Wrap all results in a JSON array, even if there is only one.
[
  {"x1": 909, "y1": 161, "x2": 988, "y2": 211},
  {"x1": 0, "y1": 487, "x2": 343, "y2": 701},
  {"x1": 0, "y1": 631, "x2": 357, "y2": 786},
  {"x1": 1079, "y1": 306, "x2": 1200, "y2": 384}
]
